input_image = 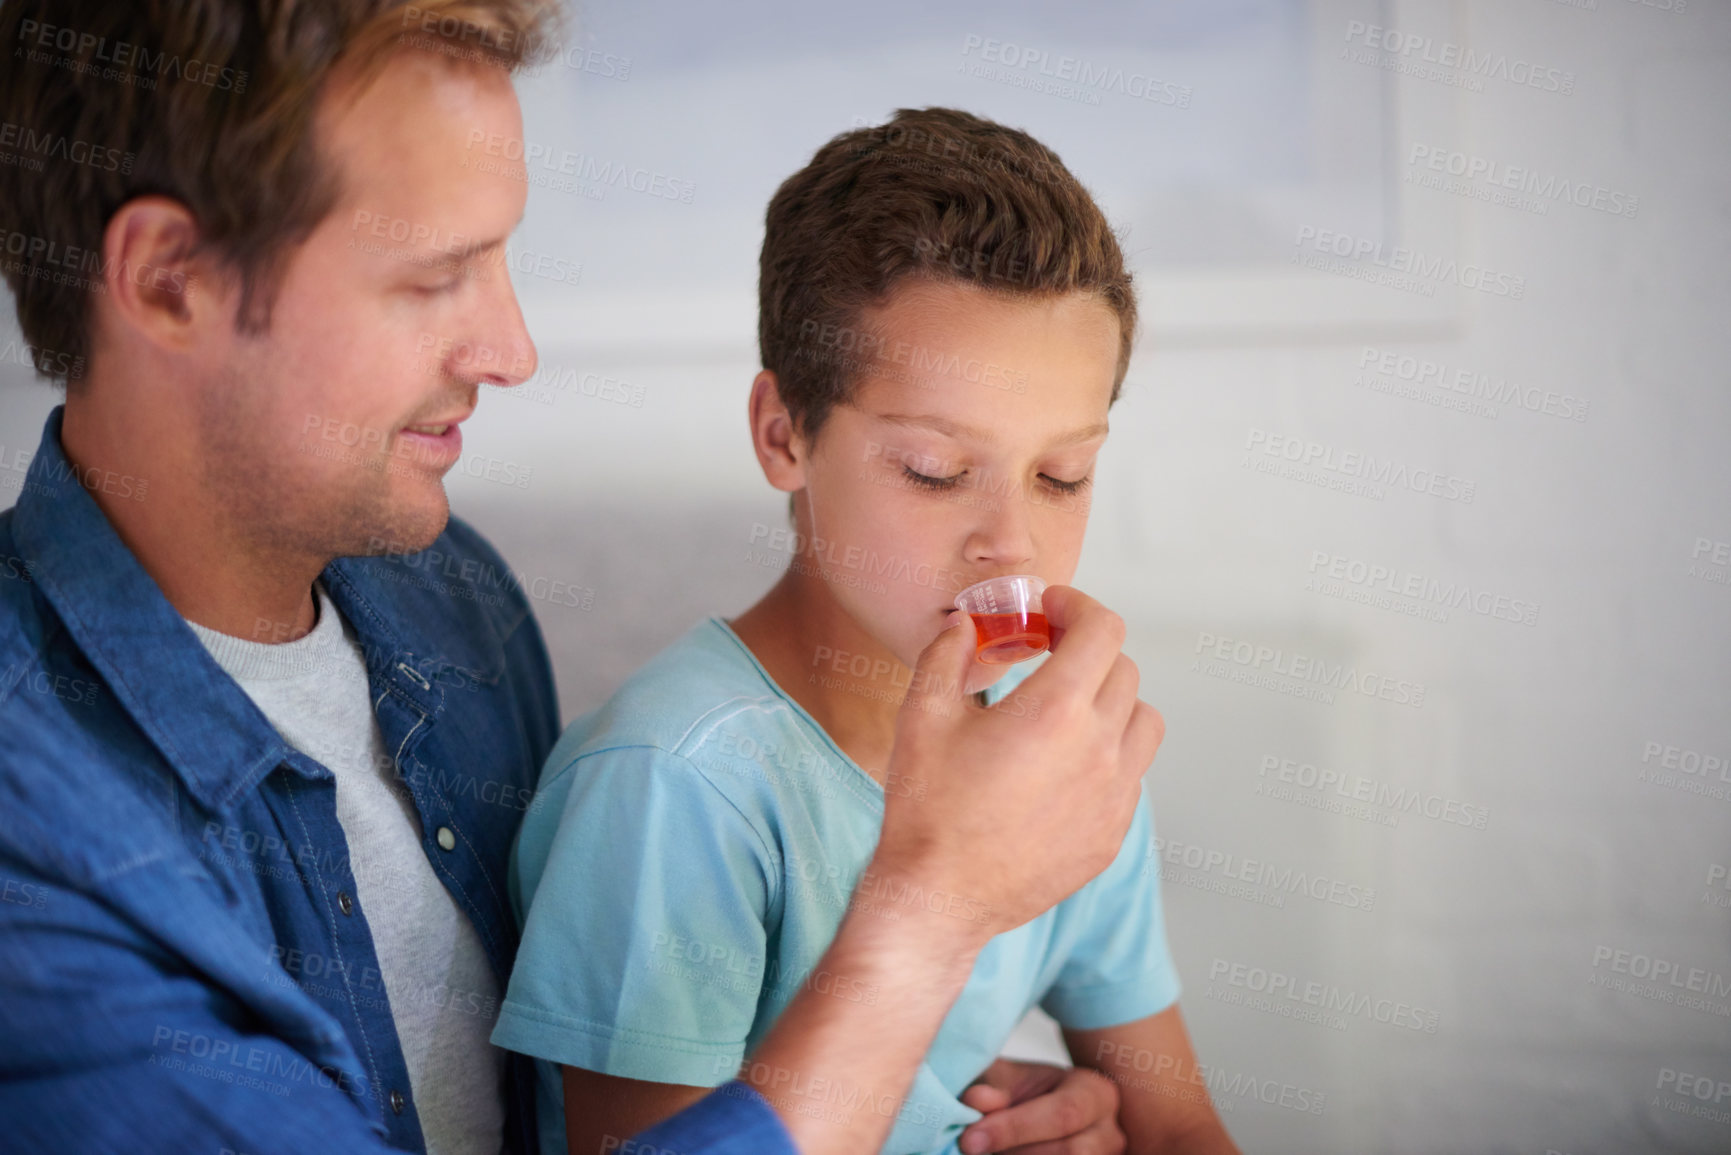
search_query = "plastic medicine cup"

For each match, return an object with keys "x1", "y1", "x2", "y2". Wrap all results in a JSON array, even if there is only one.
[{"x1": 953, "y1": 575, "x2": 1050, "y2": 665}]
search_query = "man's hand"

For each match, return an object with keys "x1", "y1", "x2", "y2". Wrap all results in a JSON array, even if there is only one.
[
  {"x1": 874, "y1": 585, "x2": 1164, "y2": 941},
  {"x1": 959, "y1": 1059, "x2": 1126, "y2": 1154},
  {"x1": 740, "y1": 587, "x2": 1163, "y2": 1155}
]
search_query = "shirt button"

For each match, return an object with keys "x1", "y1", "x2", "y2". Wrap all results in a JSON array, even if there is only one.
[
  {"x1": 436, "y1": 826, "x2": 456, "y2": 852},
  {"x1": 389, "y1": 1088, "x2": 406, "y2": 1116},
  {"x1": 337, "y1": 891, "x2": 354, "y2": 916}
]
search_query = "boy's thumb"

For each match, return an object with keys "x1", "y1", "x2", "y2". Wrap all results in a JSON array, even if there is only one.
[{"x1": 901, "y1": 611, "x2": 976, "y2": 723}]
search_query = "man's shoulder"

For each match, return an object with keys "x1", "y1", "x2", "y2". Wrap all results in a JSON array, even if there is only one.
[
  {"x1": 0, "y1": 506, "x2": 87, "y2": 728},
  {"x1": 0, "y1": 507, "x2": 43, "y2": 663},
  {"x1": 0, "y1": 508, "x2": 177, "y2": 887}
]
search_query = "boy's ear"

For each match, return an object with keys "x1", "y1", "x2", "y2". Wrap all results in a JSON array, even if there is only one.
[{"x1": 748, "y1": 370, "x2": 808, "y2": 493}]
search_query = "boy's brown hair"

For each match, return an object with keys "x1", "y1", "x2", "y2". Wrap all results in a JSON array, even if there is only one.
[
  {"x1": 0, "y1": 0, "x2": 560, "y2": 386},
  {"x1": 759, "y1": 106, "x2": 1137, "y2": 439}
]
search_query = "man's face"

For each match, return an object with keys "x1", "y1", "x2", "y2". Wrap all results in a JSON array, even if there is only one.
[
  {"x1": 203, "y1": 48, "x2": 536, "y2": 560},
  {"x1": 795, "y1": 280, "x2": 1120, "y2": 690}
]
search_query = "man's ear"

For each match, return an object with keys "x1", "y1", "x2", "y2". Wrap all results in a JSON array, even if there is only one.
[
  {"x1": 97, "y1": 195, "x2": 230, "y2": 354},
  {"x1": 748, "y1": 370, "x2": 808, "y2": 493}
]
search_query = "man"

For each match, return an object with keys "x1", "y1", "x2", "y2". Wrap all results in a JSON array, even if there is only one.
[{"x1": 0, "y1": 3, "x2": 1165, "y2": 1153}]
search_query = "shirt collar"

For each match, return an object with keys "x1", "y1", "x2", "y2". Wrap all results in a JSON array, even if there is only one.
[
  {"x1": 12, "y1": 408, "x2": 288, "y2": 812},
  {"x1": 13, "y1": 408, "x2": 516, "y2": 810}
]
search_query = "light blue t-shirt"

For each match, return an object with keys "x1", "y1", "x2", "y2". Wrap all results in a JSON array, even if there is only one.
[{"x1": 492, "y1": 617, "x2": 1180, "y2": 1155}]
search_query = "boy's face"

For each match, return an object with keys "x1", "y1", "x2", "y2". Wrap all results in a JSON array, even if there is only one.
[{"x1": 795, "y1": 279, "x2": 1121, "y2": 690}]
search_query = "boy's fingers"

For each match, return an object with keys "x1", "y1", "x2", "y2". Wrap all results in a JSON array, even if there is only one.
[
  {"x1": 1020, "y1": 587, "x2": 1126, "y2": 703},
  {"x1": 957, "y1": 1066, "x2": 1122, "y2": 1153},
  {"x1": 964, "y1": 1058, "x2": 1061, "y2": 1107},
  {"x1": 900, "y1": 610, "x2": 976, "y2": 725},
  {"x1": 995, "y1": 1117, "x2": 1127, "y2": 1155},
  {"x1": 960, "y1": 1083, "x2": 1014, "y2": 1115}
]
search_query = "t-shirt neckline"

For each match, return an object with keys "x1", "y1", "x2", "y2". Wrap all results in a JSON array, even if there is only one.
[
  {"x1": 185, "y1": 582, "x2": 350, "y2": 684},
  {"x1": 704, "y1": 615, "x2": 887, "y2": 806}
]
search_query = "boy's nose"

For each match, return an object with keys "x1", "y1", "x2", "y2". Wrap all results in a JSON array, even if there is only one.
[{"x1": 963, "y1": 483, "x2": 1036, "y2": 568}]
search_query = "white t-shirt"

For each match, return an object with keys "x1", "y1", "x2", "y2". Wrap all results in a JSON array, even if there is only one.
[{"x1": 188, "y1": 584, "x2": 505, "y2": 1155}]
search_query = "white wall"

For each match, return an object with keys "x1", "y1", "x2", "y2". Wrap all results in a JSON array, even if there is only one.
[{"x1": 3, "y1": 1, "x2": 1725, "y2": 1151}]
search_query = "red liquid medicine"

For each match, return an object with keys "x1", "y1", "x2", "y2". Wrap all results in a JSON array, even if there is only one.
[{"x1": 969, "y1": 611, "x2": 1051, "y2": 664}]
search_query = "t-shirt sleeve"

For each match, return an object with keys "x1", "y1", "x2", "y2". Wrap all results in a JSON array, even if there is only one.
[
  {"x1": 1038, "y1": 785, "x2": 1182, "y2": 1030},
  {"x1": 492, "y1": 745, "x2": 776, "y2": 1087}
]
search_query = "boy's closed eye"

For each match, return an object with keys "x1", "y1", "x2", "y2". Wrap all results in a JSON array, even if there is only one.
[{"x1": 900, "y1": 463, "x2": 1093, "y2": 495}]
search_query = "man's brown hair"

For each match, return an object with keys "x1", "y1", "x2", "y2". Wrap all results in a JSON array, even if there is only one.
[
  {"x1": 0, "y1": 0, "x2": 560, "y2": 385},
  {"x1": 759, "y1": 106, "x2": 1137, "y2": 439}
]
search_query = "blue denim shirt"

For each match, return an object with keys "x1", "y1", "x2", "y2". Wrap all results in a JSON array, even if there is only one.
[{"x1": 0, "y1": 409, "x2": 793, "y2": 1154}]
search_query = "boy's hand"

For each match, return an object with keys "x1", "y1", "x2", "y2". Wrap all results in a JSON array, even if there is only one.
[
  {"x1": 873, "y1": 585, "x2": 1163, "y2": 942},
  {"x1": 959, "y1": 1059, "x2": 1126, "y2": 1154}
]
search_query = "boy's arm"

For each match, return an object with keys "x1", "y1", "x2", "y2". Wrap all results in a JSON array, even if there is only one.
[
  {"x1": 1064, "y1": 1006, "x2": 1240, "y2": 1155},
  {"x1": 562, "y1": 1068, "x2": 710, "y2": 1155}
]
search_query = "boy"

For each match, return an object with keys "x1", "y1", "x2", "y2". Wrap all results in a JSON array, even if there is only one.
[{"x1": 493, "y1": 108, "x2": 1237, "y2": 1154}]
